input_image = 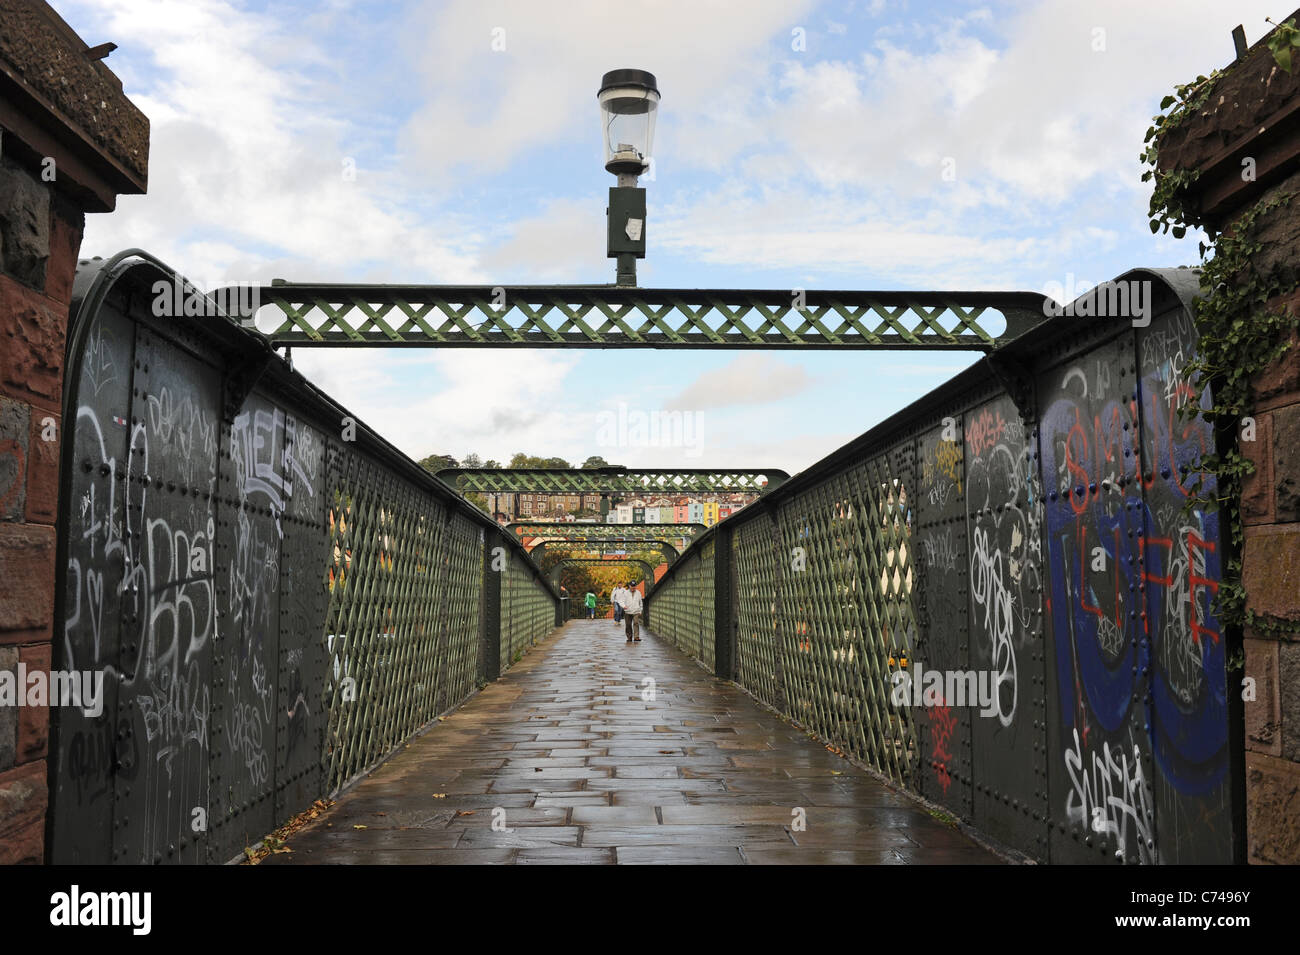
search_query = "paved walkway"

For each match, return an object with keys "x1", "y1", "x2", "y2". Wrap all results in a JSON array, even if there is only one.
[{"x1": 266, "y1": 620, "x2": 1000, "y2": 864}]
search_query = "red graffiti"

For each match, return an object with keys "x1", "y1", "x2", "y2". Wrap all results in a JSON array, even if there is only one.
[
  {"x1": 931, "y1": 704, "x2": 957, "y2": 796},
  {"x1": 965, "y1": 408, "x2": 1006, "y2": 458},
  {"x1": 1187, "y1": 530, "x2": 1219, "y2": 646}
]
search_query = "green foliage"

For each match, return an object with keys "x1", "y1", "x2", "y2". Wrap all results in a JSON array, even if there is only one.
[
  {"x1": 1139, "y1": 71, "x2": 1220, "y2": 240},
  {"x1": 1144, "y1": 58, "x2": 1300, "y2": 635},
  {"x1": 581, "y1": 456, "x2": 610, "y2": 468},
  {"x1": 509, "y1": 452, "x2": 572, "y2": 468},
  {"x1": 1267, "y1": 17, "x2": 1300, "y2": 72},
  {"x1": 418, "y1": 453, "x2": 458, "y2": 473}
]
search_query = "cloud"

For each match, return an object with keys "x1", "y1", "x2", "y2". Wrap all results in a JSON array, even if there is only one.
[
  {"x1": 289, "y1": 348, "x2": 582, "y2": 462},
  {"x1": 63, "y1": 0, "x2": 486, "y2": 286},
  {"x1": 665, "y1": 354, "x2": 812, "y2": 409}
]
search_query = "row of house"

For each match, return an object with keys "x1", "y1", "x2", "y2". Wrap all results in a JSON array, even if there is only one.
[
  {"x1": 488, "y1": 492, "x2": 753, "y2": 527},
  {"x1": 608, "y1": 495, "x2": 751, "y2": 527}
]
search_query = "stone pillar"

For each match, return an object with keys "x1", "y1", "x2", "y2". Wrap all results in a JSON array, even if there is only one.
[
  {"x1": 1156, "y1": 12, "x2": 1300, "y2": 864},
  {"x1": 0, "y1": 0, "x2": 147, "y2": 863}
]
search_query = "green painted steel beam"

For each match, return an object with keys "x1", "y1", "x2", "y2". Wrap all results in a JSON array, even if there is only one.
[
  {"x1": 509, "y1": 522, "x2": 706, "y2": 539},
  {"x1": 441, "y1": 467, "x2": 787, "y2": 494},
  {"x1": 226, "y1": 283, "x2": 1050, "y2": 350}
]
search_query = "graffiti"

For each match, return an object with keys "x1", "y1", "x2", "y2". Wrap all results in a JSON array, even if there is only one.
[
  {"x1": 230, "y1": 408, "x2": 317, "y2": 535},
  {"x1": 136, "y1": 660, "x2": 210, "y2": 777},
  {"x1": 82, "y1": 322, "x2": 119, "y2": 398},
  {"x1": 920, "y1": 528, "x2": 959, "y2": 574},
  {"x1": 969, "y1": 526, "x2": 1017, "y2": 726},
  {"x1": 1064, "y1": 727, "x2": 1156, "y2": 864},
  {"x1": 146, "y1": 386, "x2": 216, "y2": 484},
  {"x1": 965, "y1": 408, "x2": 1006, "y2": 458},
  {"x1": 226, "y1": 700, "x2": 269, "y2": 786},
  {"x1": 934, "y1": 440, "x2": 962, "y2": 492},
  {"x1": 931, "y1": 703, "x2": 956, "y2": 796}
]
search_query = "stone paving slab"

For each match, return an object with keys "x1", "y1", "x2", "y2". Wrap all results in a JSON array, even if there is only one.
[{"x1": 267, "y1": 620, "x2": 1001, "y2": 866}]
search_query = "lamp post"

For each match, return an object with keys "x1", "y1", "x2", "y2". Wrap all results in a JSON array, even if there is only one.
[{"x1": 599, "y1": 69, "x2": 658, "y2": 287}]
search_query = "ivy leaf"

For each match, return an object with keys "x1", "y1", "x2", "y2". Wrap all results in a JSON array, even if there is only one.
[
  {"x1": 1160, "y1": 95, "x2": 1176, "y2": 109},
  {"x1": 1172, "y1": 225, "x2": 1187, "y2": 239},
  {"x1": 1150, "y1": 220, "x2": 1160, "y2": 234},
  {"x1": 1276, "y1": 45, "x2": 1293, "y2": 73}
]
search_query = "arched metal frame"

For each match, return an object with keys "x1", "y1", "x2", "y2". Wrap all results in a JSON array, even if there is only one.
[
  {"x1": 548, "y1": 557, "x2": 657, "y2": 593},
  {"x1": 530, "y1": 538, "x2": 679, "y2": 564}
]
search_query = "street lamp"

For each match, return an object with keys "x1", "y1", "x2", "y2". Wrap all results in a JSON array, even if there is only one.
[{"x1": 600, "y1": 69, "x2": 658, "y2": 286}]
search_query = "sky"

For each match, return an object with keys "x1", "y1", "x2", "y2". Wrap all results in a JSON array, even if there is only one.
[{"x1": 59, "y1": 0, "x2": 1285, "y2": 476}]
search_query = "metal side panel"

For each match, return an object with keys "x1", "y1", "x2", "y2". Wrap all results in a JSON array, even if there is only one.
[
  {"x1": 272, "y1": 411, "x2": 330, "y2": 834},
  {"x1": 1040, "y1": 331, "x2": 1155, "y2": 865},
  {"x1": 115, "y1": 325, "x2": 221, "y2": 865},
  {"x1": 51, "y1": 301, "x2": 136, "y2": 864},
  {"x1": 964, "y1": 393, "x2": 1049, "y2": 858},
  {"x1": 913, "y1": 418, "x2": 974, "y2": 819},
  {"x1": 209, "y1": 390, "x2": 285, "y2": 861},
  {"x1": 1136, "y1": 303, "x2": 1232, "y2": 864}
]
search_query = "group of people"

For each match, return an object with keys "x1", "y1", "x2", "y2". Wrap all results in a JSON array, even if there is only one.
[{"x1": 582, "y1": 582, "x2": 643, "y2": 642}]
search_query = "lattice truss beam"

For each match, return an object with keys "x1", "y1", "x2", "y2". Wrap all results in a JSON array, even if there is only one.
[
  {"x1": 508, "y1": 522, "x2": 706, "y2": 539},
  {"x1": 224, "y1": 283, "x2": 1050, "y2": 350},
  {"x1": 442, "y1": 468, "x2": 788, "y2": 494}
]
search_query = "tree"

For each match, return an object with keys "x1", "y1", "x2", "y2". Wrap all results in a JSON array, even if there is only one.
[
  {"x1": 462, "y1": 452, "x2": 483, "y2": 468},
  {"x1": 483, "y1": 459, "x2": 501, "y2": 469},
  {"x1": 581, "y1": 456, "x2": 610, "y2": 469},
  {"x1": 509, "y1": 452, "x2": 572, "y2": 469},
  {"x1": 419, "y1": 453, "x2": 458, "y2": 474}
]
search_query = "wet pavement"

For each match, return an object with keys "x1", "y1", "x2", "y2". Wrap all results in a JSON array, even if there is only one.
[{"x1": 265, "y1": 620, "x2": 1002, "y2": 865}]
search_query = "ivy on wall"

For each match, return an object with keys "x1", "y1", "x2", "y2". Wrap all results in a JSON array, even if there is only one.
[{"x1": 1140, "y1": 39, "x2": 1300, "y2": 640}]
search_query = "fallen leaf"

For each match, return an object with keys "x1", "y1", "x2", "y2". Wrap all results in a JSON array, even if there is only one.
[
  {"x1": 353, "y1": 824, "x2": 368, "y2": 830},
  {"x1": 831, "y1": 770, "x2": 842, "y2": 776},
  {"x1": 457, "y1": 810, "x2": 476, "y2": 817},
  {"x1": 432, "y1": 793, "x2": 447, "y2": 798}
]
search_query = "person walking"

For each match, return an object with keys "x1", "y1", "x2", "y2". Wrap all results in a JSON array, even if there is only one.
[
  {"x1": 584, "y1": 590, "x2": 597, "y2": 619},
  {"x1": 611, "y1": 583, "x2": 626, "y2": 626},
  {"x1": 623, "y1": 580, "x2": 643, "y2": 643}
]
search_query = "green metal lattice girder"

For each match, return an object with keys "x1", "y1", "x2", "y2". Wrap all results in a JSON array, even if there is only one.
[
  {"x1": 226, "y1": 283, "x2": 1050, "y2": 350},
  {"x1": 441, "y1": 467, "x2": 786, "y2": 494},
  {"x1": 648, "y1": 453, "x2": 921, "y2": 787},
  {"x1": 508, "y1": 521, "x2": 707, "y2": 540}
]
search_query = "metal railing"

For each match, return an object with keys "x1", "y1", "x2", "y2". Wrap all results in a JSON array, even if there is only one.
[
  {"x1": 49, "y1": 251, "x2": 562, "y2": 864},
  {"x1": 647, "y1": 268, "x2": 1240, "y2": 865}
]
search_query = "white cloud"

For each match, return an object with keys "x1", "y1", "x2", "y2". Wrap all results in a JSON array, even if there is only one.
[{"x1": 666, "y1": 355, "x2": 813, "y2": 410}]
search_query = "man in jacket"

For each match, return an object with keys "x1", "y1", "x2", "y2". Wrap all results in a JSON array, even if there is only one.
[
  {"x1": 622, "y1": 581, "x2": 643, "y2": 643},
  {"x1": 611, "y1": 583, "x2": 626, "y2": 625}
]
